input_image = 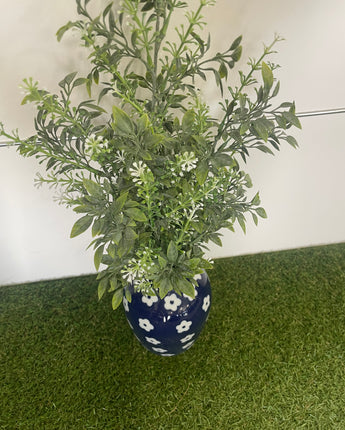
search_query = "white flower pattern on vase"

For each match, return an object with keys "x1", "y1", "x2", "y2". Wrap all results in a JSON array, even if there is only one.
[
  {"x1": 123, "y1": 297, "x2": 129, "y2": 312},
  {"x1": 145, "y1": 337, "x2": 161, "y2": 345},
  {"x1": 180, "y1": 333, "x2": 195, "y2": 343},
  {"x1": 152, "y1": 347, "x2": 167, "y2": 353},
  {"x1": 182, "y1": 341, "x2": 195, "y2": 350},
  {"x1": 202, "y1": 295, "x2": 211, "y2": 312},
  {"x1": 138, "y1": 318, "x2": 154, "y2": 332},
  {"x1": 142, "y1": 295, "x2": 159, "y2": 307},
  {"x1": 164, "y1": 293, "x2": 182, "y2": 311},
  {"x1": 176, "y1": 320, "x2": 192, "y2": 333}
]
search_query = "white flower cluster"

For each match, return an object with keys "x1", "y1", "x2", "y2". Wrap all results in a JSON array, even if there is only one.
[
  {"x1": 175, "y1": 152, "x2": 198, "y2": 176},
  {"x1": 121, "y1": 247, "x2": 156, "y2": 294},
  {"x1": 84, "y1": 134, "x2": 109, "y2": 158},
  {"x1": 114, "y1": 150, "x2": 126, "y2": 164},
  {"x1": 129, "y1": 161, "x2": 155, "y2": 187}
]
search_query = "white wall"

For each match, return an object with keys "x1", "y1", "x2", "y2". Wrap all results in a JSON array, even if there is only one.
[{"x1": 1, "y1": 0, "x2": 345, "y2": 285}]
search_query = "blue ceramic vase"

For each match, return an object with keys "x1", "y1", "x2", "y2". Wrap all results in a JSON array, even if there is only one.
[{"x1": 123, "y1": 271, "x2": 211, "y2": 356}]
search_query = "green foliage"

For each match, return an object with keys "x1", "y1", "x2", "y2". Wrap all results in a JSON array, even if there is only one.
[{"x1": 0, "y1": 0, "x2": 300, "y2": 303}]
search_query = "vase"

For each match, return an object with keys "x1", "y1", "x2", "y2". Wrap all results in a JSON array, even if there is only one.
[{"x1": 122, "y1": 271, "x2": 211, "y2": 356}]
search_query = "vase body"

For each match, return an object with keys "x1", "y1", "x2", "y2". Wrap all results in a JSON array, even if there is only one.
[{"x1": 123, "y1": 271, "x2": 211, "y2": 356}]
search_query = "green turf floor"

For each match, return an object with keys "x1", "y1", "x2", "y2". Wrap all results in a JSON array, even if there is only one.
[{"x1": 1, "y1": 243, "x2": 345, "y2": 429}]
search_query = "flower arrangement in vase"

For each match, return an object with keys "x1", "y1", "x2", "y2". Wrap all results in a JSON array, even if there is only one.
[{"x1": 0, "y1": 0, "x2": 300, "y2": 354}]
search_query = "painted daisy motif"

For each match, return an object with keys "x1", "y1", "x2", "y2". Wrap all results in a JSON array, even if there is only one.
[
  {"x1": 145, "y1": 337, "x2": 161, "y2": 345},
  {"x1": 138, "y1": 318, "x2": 154, "y2": 332},
  {"x1": 194, "y1": 273, "x2": 202, "y2": 281},
  {"x1": 123, "y1": 297, "x2": 129, "y2": 312},
  {"x1": 180, "y1": 333, "x2": 195, "y2": 343},
  {"x1": 142, "y1": 295, "x2": 159, "y2": 307},
  {"x1": 202, "y1": 295, "x2": 211, "y2": 312},
  {"x1": 182, "y1": 341, "x2": 195, "y2": 350},
  {"x1": 161, "y1": 353, "x2": 175, "y2": 357},
  {"x1": 164, "y1": 293, "x2": 182, "y2": 311},
  {"x1": 152, "y1": 347, "x2": 167, "y2": 353},
  {"x1": 176, "y1": 320, "x2": 192, "y2": 333}
]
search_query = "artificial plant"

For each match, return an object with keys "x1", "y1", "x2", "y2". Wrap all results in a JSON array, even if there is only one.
[{"x1": 0, "y1": 0, "x2": 300, "y2": 308}]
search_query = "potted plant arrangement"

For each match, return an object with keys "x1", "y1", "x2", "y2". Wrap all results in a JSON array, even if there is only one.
[{"x1": 0, "y1": 0, "x2": 300, "y2": 356}]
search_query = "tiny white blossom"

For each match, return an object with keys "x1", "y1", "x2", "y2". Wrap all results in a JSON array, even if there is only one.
[
  {"x1": 121, "y1": 270, "x2": 135, "y2": 284},
  {"x1": 179, "y1": 151, "x2": 198, "y2": 173},
  {"x1": 114, "y1": 150, "x2": 126, "y2": 164},
  {"x1": 129, "y1": 161, "x2": 146, "y2": 181},
  {"x1": 84, "y1": 134, "x2": 108, "y2": 157}
]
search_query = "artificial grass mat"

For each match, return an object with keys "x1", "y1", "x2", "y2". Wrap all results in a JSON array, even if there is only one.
[{"x1": 1, "y1": 243, "x2": 345, "y2": 429}]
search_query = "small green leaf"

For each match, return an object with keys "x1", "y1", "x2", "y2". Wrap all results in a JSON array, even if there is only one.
[
  {"x1": 195, "y1": 160, "x2": 208, "y2": 185},
  {"x1": 124, "y1": 208, "x2": 147, "y2": 222},
  {"x1": 182, "y1": 110, "x2": 195, "y2": 134},
  {"x1": 73, "y1": 77, "x2": 88, "y2": 88},
  {"x1": 177, "y1": 278, "x2": 195, "y2": 299},
  {"x1": 261, "y1": 61, "x2": 274, "y2": 89},
  {"x1": 282, "y1": 111, "x2": 302, "y2": 129},
  {"x1": 124, "y1": 227, "x2": 138, "y2": 242},
  {"x1": 93, "y1": 69, "x2": 99, "y2": 85},
  {"x1": 70, "y1": 215, "x2": 93, "y2": 238},
  {"x1": 231, "y1": 45, "x2": 242, "y2": 62},
  {"x1": 219, "y1": 62, "x2": 228, "y2": 80},
  {"x1": 158, "y1": 255, "x2": 167, "y2": 269},
  {"x1": 209, "y1": 233, "x2": 222, "y2": 247},
  {"x1": 112, "y1": 288, "x2": 123, "y2": 310},
  {"x1": 112, "y1": 230, "x2": 122, "y2": 245},
  {"x1": 107, "y1": 242, "x2": 116, "y2": 259},
  {"x1": 56, "y1": 21, "x2": 75, "y2": 42},
  {"x1": 253, "y1": 117, "x2": 274, "y2": 142},
  {"x1": 256, "y1": 207, "x2": 267, "y2": 218},
  {"x1": 83, "y1": 178, "x2": 103, "y2": 197},
  {"x1": 98, "y1": 277, "x2": 108, "y2": 300},
  {"x1": 113, "y1": 192, "x2": 128, "y2": 214},
  {"x1": 59, "y1": 71, "x2": 77, "y2": 88},
  {"x1": 94, "y1": 245, "x2": 104, "y2": 271},
  {"x1": 230, "y1": 35, "x2": 242, "y2": 50},
  {"x1": 92, "y1": 217, "x2": 103, "y2": 237},
  {"x1": 109, "y1": 276, "x2": 118, "y2": 292},
  {"x1": 237, "y1": 214, "x2": 246, "y2": 234},
  {"x1": 167, "y1": 241, "x2": 178, "y2": 263},
  {"x1": 211, "y1": 153, "x2": 234, "y2": 168},
  {"x1": 158, "y1": 278, "x2": 173, "y2": 299},
  {"x1": 125, "y1": 288, "x2": 132, "y2": 303},
  {"x1": 131, "y1": 29, "x2": 139, "y2": 47},
  {"x1": 112, "y1": 106, "x2": 134, "y2": 135},
  {"x1": 272, "y1": 81, "x2": 280, "y2": 97},
  {"x1": 251, "y1": 192, "x2": 261, "y2": 206},
  {"x1": 285, "y1": 135, "x2": 299, "y2": 148}
]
